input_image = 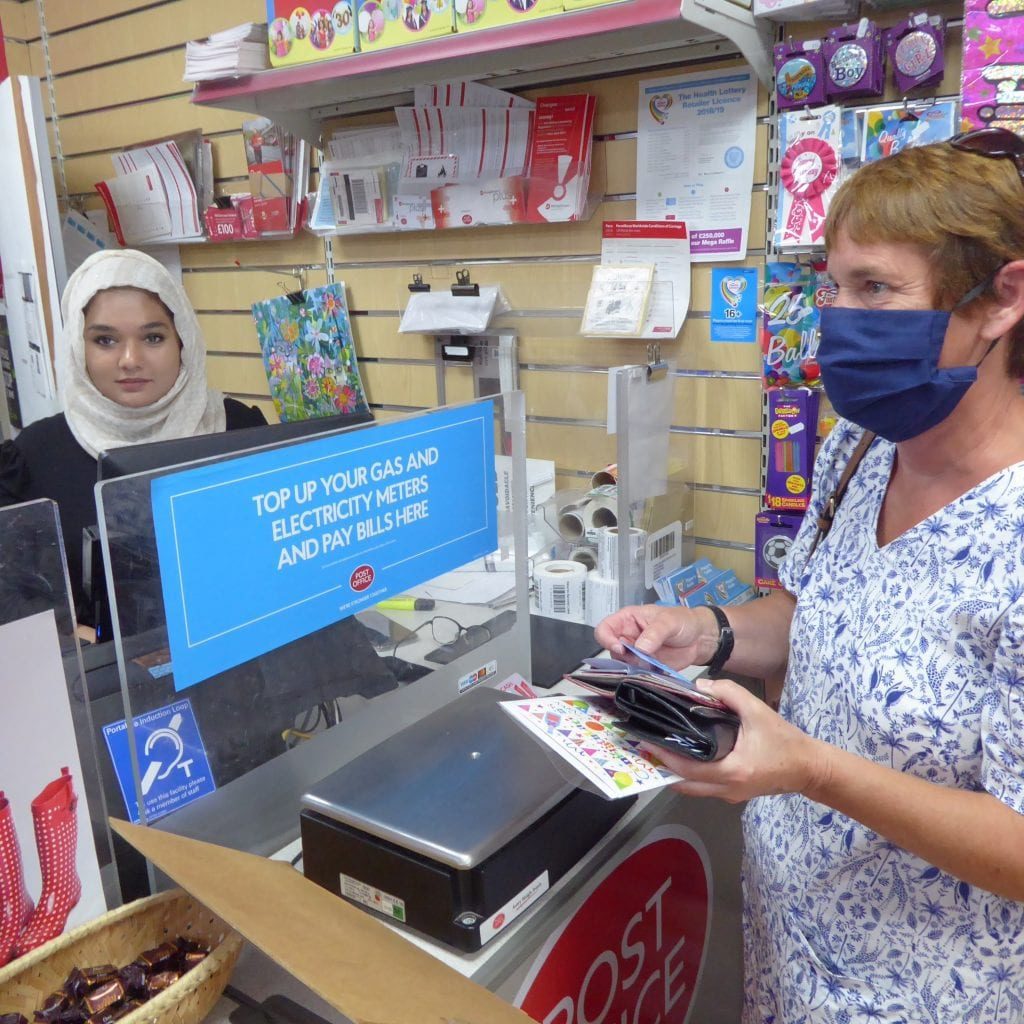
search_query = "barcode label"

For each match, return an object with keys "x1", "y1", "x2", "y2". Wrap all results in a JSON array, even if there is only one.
[
  {"x1": 347, "y1": 176, "x2": 369, "y2": 216},
  {"x1": 645, "y1": 521, "x2": 684, "y2": 590},
  {"x1": 551, "y1": 584, "x2": 568, "y2": 615},
  {"x1": 651, "y1": 531, "x2": 677, "y2": 559}
]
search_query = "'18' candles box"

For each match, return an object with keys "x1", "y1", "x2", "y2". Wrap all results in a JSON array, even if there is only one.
[{"x1": 764, "y1": 388, "x2": 820, "y2": 512}]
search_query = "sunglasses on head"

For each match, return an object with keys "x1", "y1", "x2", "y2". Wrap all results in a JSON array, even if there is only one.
[{"x1": 950, "y1": 127, "x2": 1024, "y2": 185}]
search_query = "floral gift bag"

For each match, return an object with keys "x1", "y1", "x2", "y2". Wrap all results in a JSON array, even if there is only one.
[{"x1": 251, "y1": 282, "x2": 370, "y2": 422}]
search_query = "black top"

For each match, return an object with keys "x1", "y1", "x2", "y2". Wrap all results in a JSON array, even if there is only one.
[{"x1": 0, "y1": 397, "x2": 267, "y2": 624}]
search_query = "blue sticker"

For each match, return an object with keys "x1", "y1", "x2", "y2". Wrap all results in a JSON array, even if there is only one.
[
  {"x1": 724, "y1": 146, "x2": 745, "y2": 168},
  {"x1": 152, "y1": 402, "x2": 498, "y2": 691},
  {"x1": 710, "y1": 267, "x2": 759, "y2": 343},
  {"x1": 102, "y1": 699, "x2": 216, "y2": 824}
]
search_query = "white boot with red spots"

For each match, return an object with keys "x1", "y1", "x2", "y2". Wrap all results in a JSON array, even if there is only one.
[
  {"x1": 14, "y1": 768, "x2": 81, "y2": 955},
  {"x1": 0, "y1": 790, "x2": 34, "y2": 966}
]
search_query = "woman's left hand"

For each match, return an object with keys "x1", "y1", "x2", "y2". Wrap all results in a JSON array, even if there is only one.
[{"x1": 646, "y1": 677, "x2": 829, "y2": 804}]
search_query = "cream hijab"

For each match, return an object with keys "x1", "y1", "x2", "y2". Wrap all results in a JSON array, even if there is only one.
[{"x1": 58, "y1": 249, "x2": 226, "y2": 459}]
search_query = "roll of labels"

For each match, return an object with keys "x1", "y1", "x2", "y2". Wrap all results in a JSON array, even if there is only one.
[
  {"x1": 556, "y1": 484, "x2": 619, "y2": 542},
  {"x1": 535, "y1": 560, "x2": 588, "y2": 620}
]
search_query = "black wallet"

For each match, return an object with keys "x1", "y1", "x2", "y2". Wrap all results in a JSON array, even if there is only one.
[{"x1": 613, "y1": 681, "x2": 740, "y2": 762}]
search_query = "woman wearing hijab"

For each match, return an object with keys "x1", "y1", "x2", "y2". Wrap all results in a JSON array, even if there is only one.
[{"x1": 0, "y1": 249, "x2": 266, "y2": 625}]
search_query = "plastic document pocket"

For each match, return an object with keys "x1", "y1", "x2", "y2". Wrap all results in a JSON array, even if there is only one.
[{"x1": 566, "y1": 642, "x2": 739, "y2": 762}]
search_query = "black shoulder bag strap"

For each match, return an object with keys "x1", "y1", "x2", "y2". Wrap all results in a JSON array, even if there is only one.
[{"x1": 808, "y1": 430, "x2": 877, "y2": 558}]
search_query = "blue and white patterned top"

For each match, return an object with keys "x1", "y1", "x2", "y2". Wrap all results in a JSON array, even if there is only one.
[{"x1": 743, "y1": 419, "x2": 1024, "y2": 1024}]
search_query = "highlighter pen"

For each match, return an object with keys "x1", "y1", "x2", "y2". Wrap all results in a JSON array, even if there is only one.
[{"x1": 376, "y1": 597, "x2": 435, "y2": 611}]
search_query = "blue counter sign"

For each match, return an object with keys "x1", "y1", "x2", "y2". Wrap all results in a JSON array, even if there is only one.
[{"x1": 151, "y1": 402, "x2": 498, "y2": 690}]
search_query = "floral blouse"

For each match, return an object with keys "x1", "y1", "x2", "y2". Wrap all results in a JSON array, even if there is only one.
[{"x1": 743, "y1": 419, "x2": 1024, "y2": 1024}]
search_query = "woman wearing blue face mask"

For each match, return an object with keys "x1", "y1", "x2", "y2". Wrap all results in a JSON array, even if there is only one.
[{"x1": 596, "y1": 128, "x2": 1024, "y2": 1024}]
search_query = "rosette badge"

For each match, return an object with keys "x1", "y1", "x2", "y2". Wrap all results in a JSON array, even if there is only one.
[{"x1": 780, "y1": 137, "x2": 838, "y2": 244}]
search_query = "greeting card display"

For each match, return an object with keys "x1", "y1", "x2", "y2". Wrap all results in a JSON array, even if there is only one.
[
  {"x1": 823, "y1": 18, "x2": 885, "y2": 101},
  {"x1": 355, "y1": 0, "x2": 454, "y2": 52},
  {"x1": 961, "y1": 0, "x2": 1024, "y2": 132},
  {"x1": 774, "y1": 39, "x2": 827, "y2": 110},
  {"x1": 860, "y1": 99, "x2": 958, "y2": 163},
  {"x1": 884, "y1": 12, "x2": 946, "y2": 95},
  {"x1": 775, "y1": 107, "x2": 842, "y2": 251},
  {"x1": 761, "y1": 260, "x2": 834, "y2": 387},
  {"x1": 454, "y1": 0, "x2": 561, "y2": 30},
  {"x1": 266, "y1": 1, "x2": 357, "y2": 67},
  {"x1": 251, "y1": 283, "x2": 369, "y2": 423}
]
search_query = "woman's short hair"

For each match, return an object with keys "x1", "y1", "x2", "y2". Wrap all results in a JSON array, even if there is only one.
[{"x1": 825, "y1": 142, "x2": 1024, "y2": 377}]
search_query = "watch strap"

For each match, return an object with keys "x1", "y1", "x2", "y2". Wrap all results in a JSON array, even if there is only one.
[{"x1": 704, "y1": 604, "x2": 735, "y2": 674}]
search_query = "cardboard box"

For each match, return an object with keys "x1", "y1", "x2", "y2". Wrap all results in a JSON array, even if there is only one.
[
  {"x1": 454, "y1": 0, "x2": 561, "y2": 31},
  {"x1": 111, "y1": 819, "x2": 533, "y2": 1024},
  {"x1": 267, "y1": 1, "x2": 358, "y2": 67},
  {"x1": 356, "y1": 0, "x2": 455, "y2": 52}
]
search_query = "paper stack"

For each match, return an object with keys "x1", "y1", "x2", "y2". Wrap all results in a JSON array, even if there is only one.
[
  {"x1": 184, "y1": 22, "x2": 269, "y2": 81},
  {"x1": 94, "y1": 131, "x2": 211, "y2": 246}
]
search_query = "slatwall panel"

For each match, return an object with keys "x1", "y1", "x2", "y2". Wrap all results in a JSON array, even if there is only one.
[
  {"x1": 34, "y1": 1, "x2": 775, "y2": 582},
  {"x1": 323, "y1": 59, "x2": 770, "y2": 580},
  {"x1": 0, "y1": 0, "x2": 41, "y2": 76}
]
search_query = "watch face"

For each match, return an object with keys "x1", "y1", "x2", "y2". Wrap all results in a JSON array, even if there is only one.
[
  {"x1": 894, "y1": 30, "x2": 937, "y2": 79},
  {"x1": 778, "y1": 57, "x2": 817, "y2": 102},
  {"x1": 829, "y1": 43, "x2": 868, "y2": 88}
]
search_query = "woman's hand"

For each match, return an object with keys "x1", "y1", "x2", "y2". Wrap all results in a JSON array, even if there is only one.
[
  {"x1": 595, "y1": 603, "x2": 719, "y2": 671},
  {"x1": 646, "y1": 677, "x2": 830, "y2": 804}
]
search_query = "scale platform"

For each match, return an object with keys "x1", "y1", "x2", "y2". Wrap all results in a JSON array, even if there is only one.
[{"x1": 300, "y1": 686, "x2": 634, "y2": 952}]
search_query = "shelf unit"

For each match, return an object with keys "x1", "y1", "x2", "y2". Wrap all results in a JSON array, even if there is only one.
[{"x1": 192, "y1": 0, "x2": 771, "y2": 139}]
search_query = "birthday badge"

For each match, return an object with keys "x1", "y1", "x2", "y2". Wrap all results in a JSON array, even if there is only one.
[{"x1": 775, "y1": 107, "x2": 842, "y2": 250}]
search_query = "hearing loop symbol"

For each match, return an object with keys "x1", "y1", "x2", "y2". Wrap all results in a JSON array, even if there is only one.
[{"x1": 139, "y1": 712, "x2": 194, "y2": 795}]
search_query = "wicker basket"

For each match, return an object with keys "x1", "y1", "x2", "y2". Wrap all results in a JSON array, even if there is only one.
[{"x1": 0, "y1": 889, "x2": 243, "y2": 1024}]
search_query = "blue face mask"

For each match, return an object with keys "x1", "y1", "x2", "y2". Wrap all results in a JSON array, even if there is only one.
[{"x1": 818, "y1": 280, "x2": 1000, "y2": 443}]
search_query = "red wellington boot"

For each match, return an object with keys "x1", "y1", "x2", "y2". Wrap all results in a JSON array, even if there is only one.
[
  {"x1": 14, "y1": 768, "x2": 81, "y2": 955},
  {"x1": 0, "y1": 790, "x2": 34, "y2": 967}
]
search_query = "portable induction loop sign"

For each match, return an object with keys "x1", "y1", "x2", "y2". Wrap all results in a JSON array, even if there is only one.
[
  {"x1": 102, "y1": 699, "x2": 216, "y2": 824},
  {"x1": 150, "y1": 403, "x2": 498, "y2": 690}
]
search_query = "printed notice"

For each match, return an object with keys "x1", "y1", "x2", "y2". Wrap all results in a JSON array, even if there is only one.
[{"x1": 636, "y1": 70, "x2": 757, "y2": 262}]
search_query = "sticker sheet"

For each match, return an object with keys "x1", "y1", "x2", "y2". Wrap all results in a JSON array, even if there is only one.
[{"x1": 500, "y1": 695, "x2": 682, "y2": 799}]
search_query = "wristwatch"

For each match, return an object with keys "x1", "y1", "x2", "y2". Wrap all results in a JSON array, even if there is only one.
[{"x1": 703, "y1": 605, "x2": 735, "y2": 674}]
